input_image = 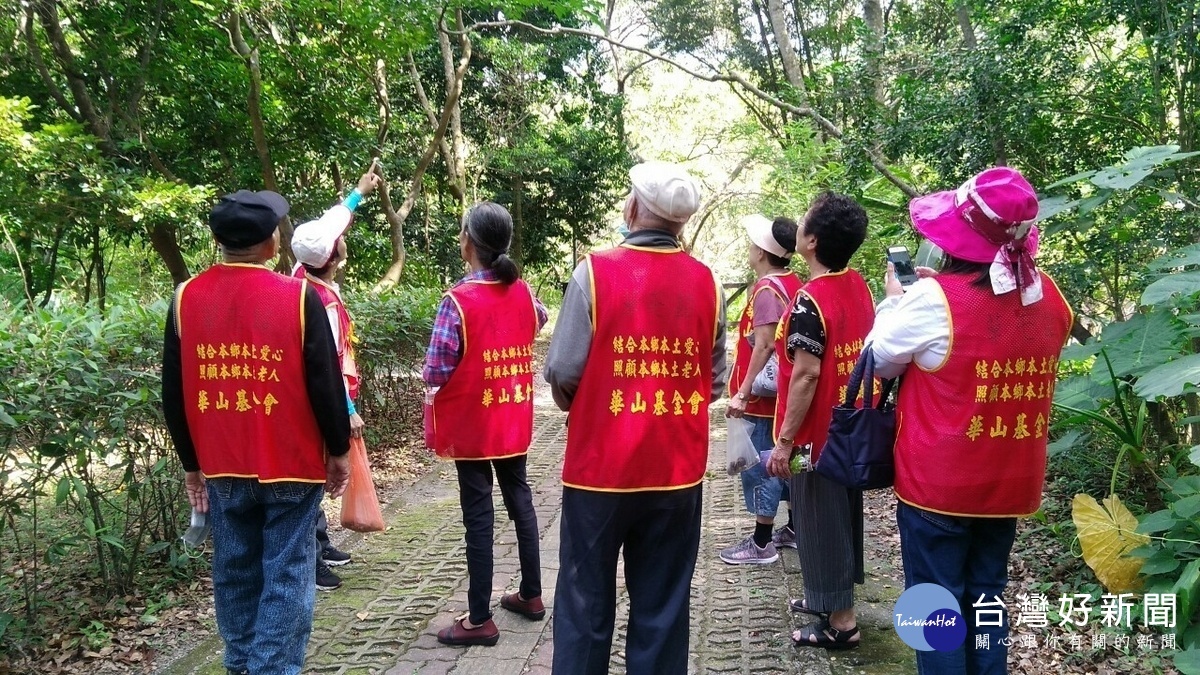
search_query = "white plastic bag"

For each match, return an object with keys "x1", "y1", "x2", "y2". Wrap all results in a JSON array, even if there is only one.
[{"x1": 725, "y1": 416, "x2": 760, "y2": 476}]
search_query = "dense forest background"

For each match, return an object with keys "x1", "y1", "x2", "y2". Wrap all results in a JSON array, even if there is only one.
[{"x1": 2, "y1": 0, "x2": 1199, "y2": 671}]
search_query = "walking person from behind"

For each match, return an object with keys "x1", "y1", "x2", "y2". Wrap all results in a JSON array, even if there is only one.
[
  {"x1": 424, "y1": 202, "x2": 548, "y2": 647},
  {"x1": 867, "y1": 167, "x2": 1072, "y2": 674},
  {"x1": 162, "y1": 190, "x2": 351, "y2": 675},
  {"x1": 766, "y1": 192, "x2": 874, "y2": 649},
  {"x1": 544, "y1": 161, "x2": 727, "y2": 674},
  {"x1": 720, "y1": 214, "x2": 803, "y2": 564},
  {"x1": 291, "y1": 167, "x2": 381, "y2": 590}
]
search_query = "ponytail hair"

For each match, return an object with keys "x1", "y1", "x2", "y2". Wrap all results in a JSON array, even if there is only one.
[{"x1": 463, "y1": 201, "x2": 520, "y2": 285}]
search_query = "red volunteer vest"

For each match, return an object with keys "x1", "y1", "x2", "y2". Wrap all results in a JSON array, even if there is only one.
[
  {"x1": 294, "y1": 269, "x2": 360, "y2": 401},
  {"x1": 563, "y1": 246, "x2": 720, "y2": 491},
  {"x1": 431, "y1": 279, "x2": 538, "y2": 460},
  {"x1": 731, "y1": 272, "x2": 804, "y2": 418},
  {"x1": 177, "y1": 264, "x2": 326, "y2": 482},
  {"x1": 893, "y1": 273, "x2": 1072, "y2": 517},
  {"x1": 773, "y1": 269, "x2": 875, "y2": 463}
]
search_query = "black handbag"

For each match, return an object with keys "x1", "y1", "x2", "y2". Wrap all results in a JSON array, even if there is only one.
[{"x1": 813, "y1": 344, "x2": 897, "y2": 490}]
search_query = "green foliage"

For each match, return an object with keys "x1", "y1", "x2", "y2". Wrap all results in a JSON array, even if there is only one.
[
  {"x1": 345, "y1": 286, "x2": 441, "y2": 445},
  {"x1": 0, "y1": 297, "x2": 193, "y2": 656},
  {"x1": 1046, "y1": 148, "x2": 1200, "y2": 656}
]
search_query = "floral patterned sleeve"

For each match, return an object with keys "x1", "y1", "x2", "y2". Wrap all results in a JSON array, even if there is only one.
[{"x1": 785, "y1": 293, "x2": 826, "y2": 359}]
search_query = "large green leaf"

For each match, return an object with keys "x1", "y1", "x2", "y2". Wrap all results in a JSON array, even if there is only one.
[
  {"x1": 1093, "y1": 311, "x2": 1184, "y2": 378},
  {"x1": 1054, "y1": 374, "x2": 1103, "y2": 411},
  {"x1": 1150, "y1": 243, "x2": 1200, "y2": 271},
  {"x1": 1043, "y1": 171, "x2": 1096, "y2": 190},
  {"x1": 1091, "y1": 165, "x2": 1155, "y2": 190},
  {"x1": 1122, "y1": 144, "x2": 1188, "y2": 166},
  {"x1": 1061, "y1": 341, "x2": 1101, "y2": 361},
  {"x1": 1036, "y1": 194, "x2": 1081, "y2": 221},
  {"x1": 1176, "y1": 649, "x2": 1200, "y2": 675},
  {"x1": 1190, "y1": 445, "x2": 1200, "y2": 470},
  {"x1": 1142, "y1": 271, "x2": 1200, "y2": 307},
  {"x1": 1047, "y1": 429, "x2": 1088, "y2": 458},
  {"x1": 1134, "y1": 353, "x2": 1200, "y2": 399}
]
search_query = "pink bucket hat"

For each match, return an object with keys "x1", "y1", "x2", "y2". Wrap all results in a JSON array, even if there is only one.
[{"x1": 909, "y1": 167, "x2": 1044, "y2": 304}]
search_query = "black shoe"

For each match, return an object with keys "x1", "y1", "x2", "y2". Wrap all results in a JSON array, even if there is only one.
[
  {"x1": 321, "y1": 546, "x2": 351, "y2": 567},
  {"x1": 316, "y1": 561, "x2": 342, "y2": 591}
]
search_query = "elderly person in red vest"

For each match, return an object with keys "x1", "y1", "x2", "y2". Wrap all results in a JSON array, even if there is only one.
[
  {"x1": 423, "y1": 202, "x2": 549, "y2": 647},
  {"x1": 291, "y1": 167, "x2": 380, "y2": 592},
  {"x1": 544, "y1": 161, "x2": 727, "y2": 675},
  {"x1": 720, "y1": 214, "x2": 803, "y2": 565},
  {"x1": 765, "y1": 192, "x2": 875, "y2": 650},
  {"x1": 162, "y1": 190, "x2": 351, "y2": 675},
  {"x1": 867, "y1": 167, "x2": 1072, "y2": 674}
]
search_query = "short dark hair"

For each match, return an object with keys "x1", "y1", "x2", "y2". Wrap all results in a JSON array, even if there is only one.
[
  {"x1": 764, "y1": 216, "x2": 798, "y2": 268},
  {"x1": 804, "y1": 192, "x2": 867, "y2": 271}
]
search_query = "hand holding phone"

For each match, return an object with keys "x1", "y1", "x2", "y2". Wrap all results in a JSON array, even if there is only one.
[{"x1": 887, "y1": 246, "x2": 919, "y2": 287}]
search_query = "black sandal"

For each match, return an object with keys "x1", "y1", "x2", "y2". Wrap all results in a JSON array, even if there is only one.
[
  {"x1": 788, "y1": 598, "x2": 828, "y2": 618},
  {"x1": 792, "y1": 620, "x2": 860, "y2": 650}
]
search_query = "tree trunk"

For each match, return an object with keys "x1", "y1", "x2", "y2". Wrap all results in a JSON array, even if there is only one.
[
  {"x1": 149, "y1": 223, "x2": 191, "y2": 285},
  {"x1": 373, "y1": 11, "x2": 473, "y2": 291},
  {"x1": 226, "y1": 12, "x2": 294, "y2": 270},
  {"x1": 955, "y1": 2, "x2": 1006, "y2": 165},
  {"x1": 510, "y1": 173, "x2": 524, "y2": 264},
  {"x1": 861, "y1": 0, "x2": 886, "y2": 108},
  {"x1": 955, "y1": 1, "x2": 977, "y2": 49},
  {"x1": 765, "y1": 0, "x2": 807, "y2": 101}
]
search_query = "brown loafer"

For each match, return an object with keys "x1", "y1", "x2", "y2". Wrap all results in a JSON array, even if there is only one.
[
  {"x1": 500, "y1": 592, "x2": 546, "y2": 620},
  {"x1": 436, "y1": 617, "x2": 499, "y2": 646}
]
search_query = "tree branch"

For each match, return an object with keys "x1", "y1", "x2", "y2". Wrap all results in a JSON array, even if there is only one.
[
  {"x1": 454, "y1": 19, "x2": 920, "y2": 199},
  {"x1": 32, "y1": 0, "x2": 112, "y2": 149},
  {"x1": 224, "y1": 11, "x2": 294, "y2": 269},
  {"x1": 22, "y1": 7, "x2": 77, "y2": 120},
  {"x1": 374, "y1": 11, "x2": 473, "y2": 290}
]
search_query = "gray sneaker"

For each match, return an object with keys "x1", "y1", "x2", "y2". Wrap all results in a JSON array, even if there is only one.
[
  {"x1": 772, "y1": 526, "x2": 797, "y2": 550},
  {"x1": 719, "y1": 536, "x2": 779, "y2": 565}
]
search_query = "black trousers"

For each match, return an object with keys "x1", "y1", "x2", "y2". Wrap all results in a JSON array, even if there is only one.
[
  {"x1": 552, "y1": 485, "x2": 703, "y2": 675},
  {"x1": 455, "y1": 455, "x2": 541, "y2": 624},
  {"x1": 315, "y1": 509, "x2": 331, "y2": 561}
]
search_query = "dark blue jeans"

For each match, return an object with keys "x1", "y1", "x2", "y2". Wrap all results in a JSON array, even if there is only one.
[
  {"x1": 552, "y1": 485, "x2": 702, "y2": 675},
  {"x1": 897, "y1": 501, "x2": 1016, "y2": 675},
  {"x1": 738, "y1": 415, "x2": 790, "y2": 518},
  {"x1": 455, "y1": 455, "x2": 541, "y2": 625},
  {"x1": 207, "y1": 478, "x2": 323, "y2": 675}
]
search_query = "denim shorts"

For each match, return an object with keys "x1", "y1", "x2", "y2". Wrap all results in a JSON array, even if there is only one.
[{"x1": 738, "y1": 415, "x2": 790, "y2": 517}]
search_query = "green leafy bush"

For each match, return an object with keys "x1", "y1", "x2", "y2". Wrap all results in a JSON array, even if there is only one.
[
  {"x1": 345, "y1": 285, "x2": 441, "y2": 445},
  {"x1": 1045, "y1": 147, "x2": 1200, "y2": 668},
  {"x1": 0, "y1": 297, "x2": 189, "y2": 655}
]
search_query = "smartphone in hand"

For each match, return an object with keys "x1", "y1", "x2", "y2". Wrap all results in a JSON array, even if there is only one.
[{"x1": 887, "y1": 246, "x2": 919, "y2": 287}]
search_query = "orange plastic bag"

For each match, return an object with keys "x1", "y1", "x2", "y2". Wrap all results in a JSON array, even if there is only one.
[{"x1": 340, "y1": 436, "x2": 385, "y2": 532}]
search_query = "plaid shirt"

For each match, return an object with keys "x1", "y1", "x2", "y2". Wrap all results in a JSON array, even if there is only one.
[{"x1": 422, "y1": 269, "x2": 548, "y2": 387}]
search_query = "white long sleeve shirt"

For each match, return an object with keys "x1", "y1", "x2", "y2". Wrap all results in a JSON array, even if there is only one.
[{"x1": 865, "y1": 278, "x2": 952, "y2": 379}]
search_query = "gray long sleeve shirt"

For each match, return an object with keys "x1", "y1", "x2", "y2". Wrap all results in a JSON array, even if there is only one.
[{"x1": 544, "y1": 229, "x2": 728, "y2": 411}]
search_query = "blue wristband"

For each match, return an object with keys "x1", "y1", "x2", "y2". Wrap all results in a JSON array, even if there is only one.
[
  {"x1": 343, "y1": 190, "x2": 363, "y2": 211},
  {"x1": 346, "y1": 392, "x2": 357, "y2": 416}
]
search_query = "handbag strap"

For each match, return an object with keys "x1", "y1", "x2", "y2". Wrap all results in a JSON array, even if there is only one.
[{"x1": 844, "y1": 343, "x2": 896, "y2": 409}]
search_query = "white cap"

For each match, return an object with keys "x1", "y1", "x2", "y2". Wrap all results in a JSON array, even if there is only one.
[
  {"x1": 743, "y1": 214, "x2": 792, "y2": 258},
  {"x1": 291, "y1": 205, "x2": 352, "y2": 268},
  {"x1": 629, "y1": 161, "x2": 701, "y2": 223}
]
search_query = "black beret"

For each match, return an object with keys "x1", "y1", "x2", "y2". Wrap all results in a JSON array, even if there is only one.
[{"x1": 210, "y1": 190, "x2": 290, "y2": 248}]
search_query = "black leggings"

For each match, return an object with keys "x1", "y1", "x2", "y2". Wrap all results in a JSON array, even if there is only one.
[{"x1": 455, "y1": 455, "x2": 541, "y2": 624}]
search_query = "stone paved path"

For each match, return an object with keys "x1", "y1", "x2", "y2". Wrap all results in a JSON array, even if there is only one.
[{"x1": 160, "y1": 388, "x2": 913, "y2": 675}]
